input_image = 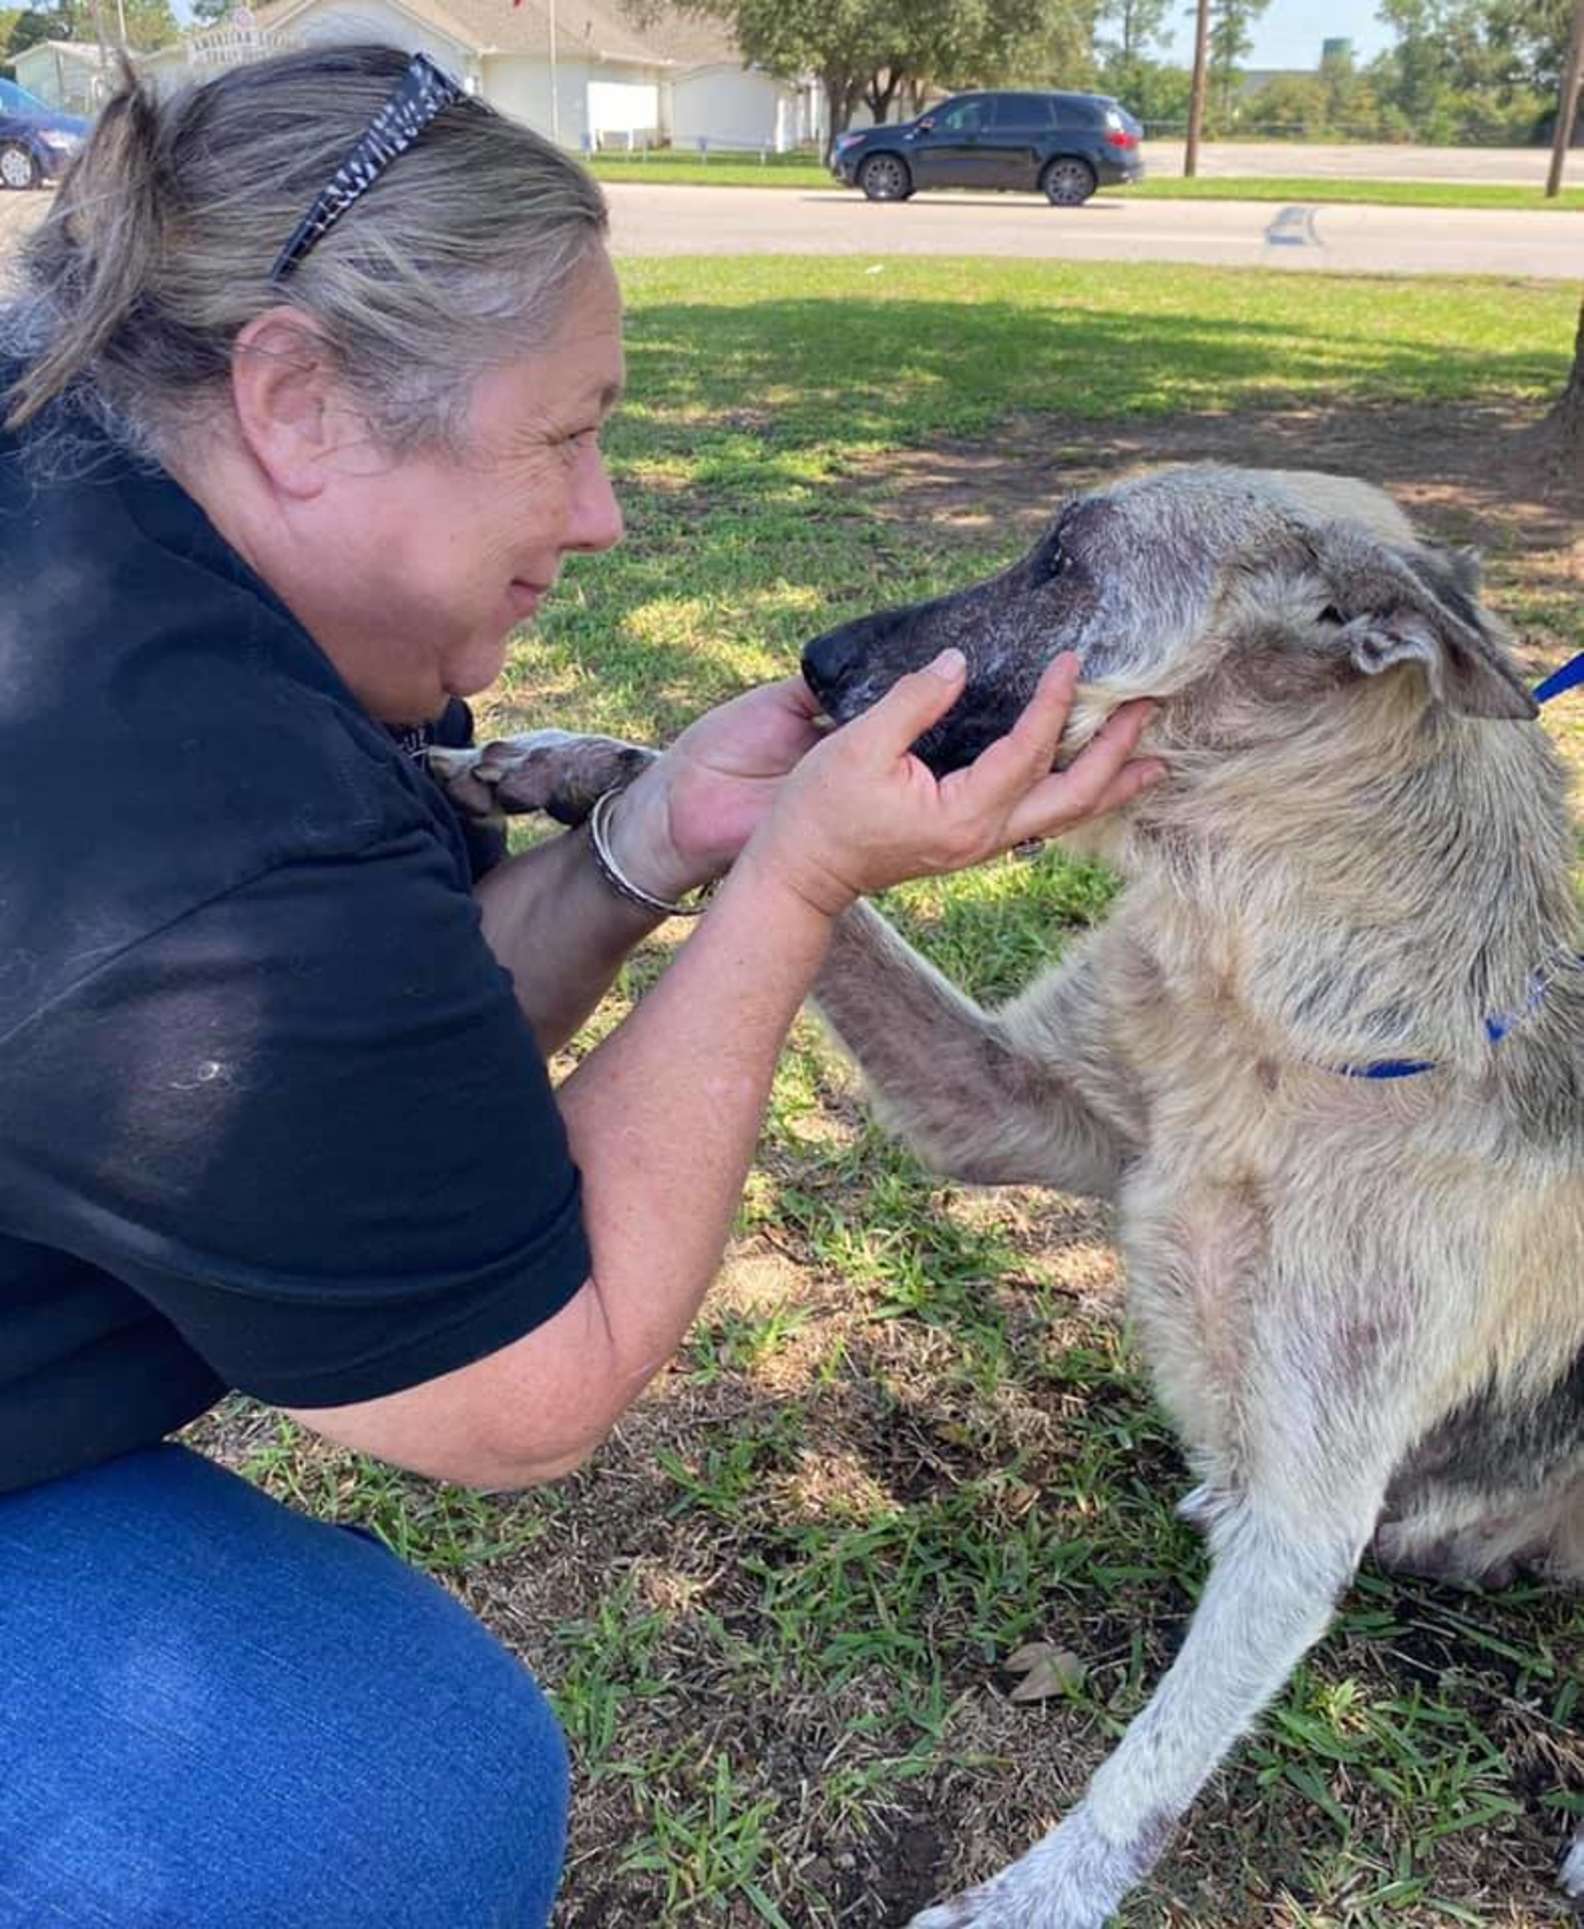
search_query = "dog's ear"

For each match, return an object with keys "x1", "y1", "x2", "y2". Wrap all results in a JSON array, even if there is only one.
[
  {"x1": 1424, "y1": 540, "x2": 1483, "y2": 598},
  {"x1": 1313, "y1": 524, "x2": 1536, "y2": 721}
]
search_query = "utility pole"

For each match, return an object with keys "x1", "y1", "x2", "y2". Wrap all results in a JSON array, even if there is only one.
[
  {"x1": 1184, "y1": 0, "x2": 1211, "y2": 177},
  {"x1": 1546, "y1": 0, "x2": 1584, "y2": 197}
]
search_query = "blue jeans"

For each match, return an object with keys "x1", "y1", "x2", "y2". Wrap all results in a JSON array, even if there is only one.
[{"x1": 0, "y1": 1444, "x2": 569, "y2": 1927}]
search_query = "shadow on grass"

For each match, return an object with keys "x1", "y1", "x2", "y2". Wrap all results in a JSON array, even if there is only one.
[{"x1": 616, "y1": 293, "x2": 1569, "y2": 456}]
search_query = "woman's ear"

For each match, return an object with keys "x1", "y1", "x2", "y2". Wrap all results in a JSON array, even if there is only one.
[{"x1": 229, "y1": 309, "x2": 360, "y2": 499}]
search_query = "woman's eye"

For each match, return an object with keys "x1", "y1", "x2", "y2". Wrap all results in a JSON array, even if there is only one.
[{"x1": 552, "y1": 428, "x2": 600, "y2": 464}]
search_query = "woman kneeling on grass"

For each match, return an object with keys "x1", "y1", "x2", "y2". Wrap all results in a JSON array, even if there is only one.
[{"x1": 0, "y1": 47, "x2": 1159, "y2": 1926}]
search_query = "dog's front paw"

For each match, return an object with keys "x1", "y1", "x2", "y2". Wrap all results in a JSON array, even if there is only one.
[
  {"x1": 907, "y1": 1805, "x2": 1162, "y2": 1929},
  {"x1": 908, "y1": 1877, "x2": 1108, "y2": 1929},
  {"x1": 428, "y1": 730, "x2": 657, "y2": 827},
  {"x1": 909, "y1": 1890, "x2": 1049, "y2": 1929}
]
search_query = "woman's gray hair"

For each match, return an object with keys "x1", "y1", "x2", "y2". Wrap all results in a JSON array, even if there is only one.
[{"x1": 1, "y1": 45, "x2": 609, "y2": 459}]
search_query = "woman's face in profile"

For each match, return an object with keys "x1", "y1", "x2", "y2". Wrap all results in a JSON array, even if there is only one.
[{"x1": 317, "y1": 245, "x2": 627, "y2": 723}]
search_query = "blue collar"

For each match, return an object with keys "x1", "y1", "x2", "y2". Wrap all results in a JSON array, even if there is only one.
[{"x1": 1340, "y1": 650, "x2": 1583, "y2": 1081}]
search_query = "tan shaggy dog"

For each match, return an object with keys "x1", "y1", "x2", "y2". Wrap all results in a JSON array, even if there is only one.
[{"x1": 437, "y1": 466, "x2": 1584, "y2": 1929}]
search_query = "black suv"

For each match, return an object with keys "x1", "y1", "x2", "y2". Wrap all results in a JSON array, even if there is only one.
[{"x1": 831, "y1": 90, "x2": 1143, "y2": 206}]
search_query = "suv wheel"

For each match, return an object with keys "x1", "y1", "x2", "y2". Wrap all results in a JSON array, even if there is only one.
[
  {"x1": 858, "y1": 153, "x2": 911, "y2": 202},
  {"x1": 1041, "y1": 157, "x2": 1097, "y2": 207},
  {"x1": 0, "y1": 142, "x2": 39, "y2": 191}
]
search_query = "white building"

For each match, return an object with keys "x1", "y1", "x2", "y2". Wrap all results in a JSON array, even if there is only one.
[
  {"x1": 12, "y1": 39, "x2": 112, "y2": 115},
  {"x1": 139, "y1": 0, "x2": 822, "y2": 153}
]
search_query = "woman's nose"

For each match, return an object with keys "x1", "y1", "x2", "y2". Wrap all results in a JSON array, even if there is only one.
[{"x1": 569, "y1": 449, "x2": 624, "y2": 553}]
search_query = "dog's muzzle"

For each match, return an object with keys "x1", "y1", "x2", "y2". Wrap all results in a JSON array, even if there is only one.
[{"x1": 803, "y1": 617, "x2": 1032, "y2": 779}]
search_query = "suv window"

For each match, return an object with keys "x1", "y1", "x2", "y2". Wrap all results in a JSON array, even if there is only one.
[
  {"x1": 990, "y1": 94, "x2": 1055, "y2": 131},
  {"x1": 935, "y1": 97, "x2": 988, "y2": 135},
  {"x1": 1053, "y1": 96, "x2": 1106, "y2": 129}
]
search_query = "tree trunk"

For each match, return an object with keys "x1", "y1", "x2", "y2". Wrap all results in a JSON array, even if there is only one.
[
  {"x1": 862, "y1": 65, "x2": 904, "y2": 124},
  {"x1": 821, "y1": 69, "x2": 861, "y2": 161},
  {"x1": 1549, "y1": 290, "x2": 1584, "y2": 464}
]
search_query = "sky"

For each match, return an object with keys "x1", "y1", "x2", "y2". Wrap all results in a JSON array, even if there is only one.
[{"x1": 1161, "y1": 0, "x2": 1396, "y2": 72}]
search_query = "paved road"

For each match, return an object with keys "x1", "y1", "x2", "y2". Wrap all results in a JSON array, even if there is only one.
[
  {"x1": 606, "y1": 185, "x2": 1583, "y2": 280},
  {"x1": 3, "y1": 179, "x2": 1579, "y2": 280}
]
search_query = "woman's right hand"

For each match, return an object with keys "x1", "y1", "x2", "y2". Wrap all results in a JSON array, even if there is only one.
[{"x1": 742, "y1": 648, "x2": 1163, "y2": 919}]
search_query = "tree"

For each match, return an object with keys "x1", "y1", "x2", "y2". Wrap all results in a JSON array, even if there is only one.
[
  {"x1": 1094, "y1": 0, "x2": 1169, "y2": 118},
  {"x1": 6, "y1": 5, "x2": 65, "y2": 52},
  {"x1": 1547, "y1": 290, "x2": 1584, "y2": 463},
  {"x1": 4, "y1": 0, "x2": 174, "y2": 50},
  {"x1": 1207, "y1": 0, "x2": 1269, "y2": 122},
  {"x1": 1238, "y1": 71, "x2": 1328, "y2": 136},
  {"x1": 624, "y1": 0, "x2": 1096, "y2": 151},
  {"x1": 1369, "y1": 0, "x2": 1558, "y2": 142}
]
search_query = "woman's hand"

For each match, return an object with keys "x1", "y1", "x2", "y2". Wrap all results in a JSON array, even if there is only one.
[
  {"x1": 741, "y1": 649, "x2": 1162, "y2": 919},
  {"x1": 603, "y1": 677, "x2": 826, "y2": 900}
]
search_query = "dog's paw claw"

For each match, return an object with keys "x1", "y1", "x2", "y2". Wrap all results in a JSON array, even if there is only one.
[
  {"x1": 424, "y1": 746, "x2": 503, "y2": 822},
  {"x1": 424, "y1": 731, "x2": 656, "y2": 827}
]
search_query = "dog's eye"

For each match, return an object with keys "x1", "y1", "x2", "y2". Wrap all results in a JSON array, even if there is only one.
[{"x1": 1039, "y1": 538, "x2": 1068, "y2": 583}]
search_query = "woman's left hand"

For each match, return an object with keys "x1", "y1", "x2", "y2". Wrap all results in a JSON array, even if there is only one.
[{"x1": 606, "y1": 678, "x2": 826, "y2": 900}]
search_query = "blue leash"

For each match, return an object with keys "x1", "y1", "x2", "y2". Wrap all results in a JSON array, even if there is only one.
[
  {"x1": 1533, "y1": 651, "x2": 1584, "y2": 706},
  {"x1": 1343, "y1": 649, "x2": 1584, "y2": 1081}
]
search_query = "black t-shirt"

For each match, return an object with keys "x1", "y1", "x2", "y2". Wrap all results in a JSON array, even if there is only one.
[{"x1": 0, "y1": 392, "x2": 593, "y2": 1492}]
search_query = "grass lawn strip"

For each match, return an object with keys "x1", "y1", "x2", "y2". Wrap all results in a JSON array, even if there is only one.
[{"x1": 187, "y1": 256, "x2": 1583, "y2": 1927}]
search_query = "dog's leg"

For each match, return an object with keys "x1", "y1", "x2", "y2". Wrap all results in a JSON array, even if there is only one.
[
  {"x1": 813, "y1": 903, "x2": 1135, "y2": 1198},
  {"x1": 909, "y1": 1377, "x2": 1401, "y2": 1929}
]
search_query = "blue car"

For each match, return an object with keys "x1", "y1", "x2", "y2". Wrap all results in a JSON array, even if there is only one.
[{"x1": 0, "y1": 76, "x2": 89, "y2": 190}]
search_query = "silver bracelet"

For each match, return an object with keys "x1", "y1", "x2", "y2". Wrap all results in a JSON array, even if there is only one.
[{"x1": 586, "y1": 786, "x2": 715, "y2": 920}]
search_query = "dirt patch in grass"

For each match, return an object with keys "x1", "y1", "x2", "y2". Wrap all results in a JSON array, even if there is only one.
[
  {"x1": 872, "y1": 397, "x2": 1582, "y2": 560},
  {"x1": 195, "y1": 398, "x2": 1583, "y2": 1928}
]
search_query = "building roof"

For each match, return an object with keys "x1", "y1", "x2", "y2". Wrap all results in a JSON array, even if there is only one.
[
  {"x1": 13, "y1": 38, "x2": 112, "y2": 65},
  {"x1": 251, "y1": 0, "x2": 743, "y2": 68}
]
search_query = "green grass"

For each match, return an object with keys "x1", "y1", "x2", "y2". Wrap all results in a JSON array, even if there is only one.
[
  {"x1": 591, "y1": 153, "x2": 831, "y2": 190},
  {"x1": 589, "y1": 152, "x2": 1584, "y2": 212},
  {"x1": 197, "y1": 256, "x2": 1584, "y2": 1925},
  {"x1": 506, "y1": 256, "x2": 1573, "y2": 742},
  {"x1": 1121, "y1": 176, "x2": 1584, "y2": 212}
]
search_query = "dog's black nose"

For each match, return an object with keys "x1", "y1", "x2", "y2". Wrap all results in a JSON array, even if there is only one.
[{"x1": 801, "y1": 621, "x2": 867, "y2": 706}]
